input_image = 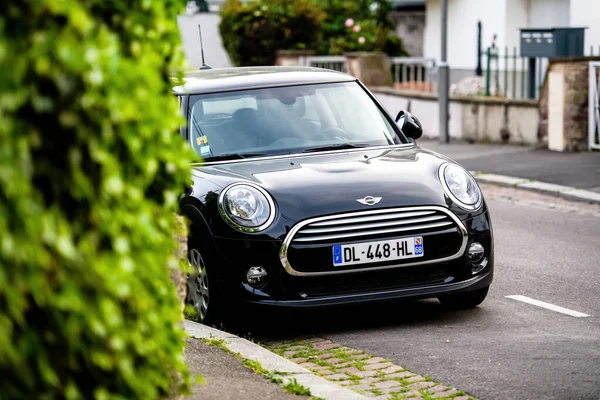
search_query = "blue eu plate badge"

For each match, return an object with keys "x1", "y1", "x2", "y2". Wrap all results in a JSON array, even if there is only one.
[
  {"x1": 333, "y1": 245, "x2": 342, "y2": 265},
  {"x1": 414, "y1": 236, "x2": 423, "y2": 255}
]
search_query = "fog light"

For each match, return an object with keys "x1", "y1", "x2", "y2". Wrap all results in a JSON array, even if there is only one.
[
  {"x1": 246, "y1": 266, "x2": 267, "y2": 288},
  {"x1": 468, "y1": 242, "x2": 485, "y2": 264}
]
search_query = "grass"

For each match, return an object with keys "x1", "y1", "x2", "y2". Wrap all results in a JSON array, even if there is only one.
[
  {"x1": 243, "y1": 358, "x2": 268, "y2": 375},
  {"x1": 283, "y1": 378, "x2": 312, "y2": 396},
  {"x1": 184, "y1": 304, "x2": 201, "y2": 322}
]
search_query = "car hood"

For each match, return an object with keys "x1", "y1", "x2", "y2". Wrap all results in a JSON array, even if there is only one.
[{"x1": 190, "y1": 145, "x2": 468, "y2": 234}]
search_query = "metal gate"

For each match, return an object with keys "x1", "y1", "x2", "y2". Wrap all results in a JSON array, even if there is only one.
[{"x1": 589, "y1": 62, "x2": 600, "y2": 150}]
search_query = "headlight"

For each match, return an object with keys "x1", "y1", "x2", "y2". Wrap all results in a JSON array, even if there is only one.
[
  {"x1": 439, "y1": 163, "x2": 482, "y2": 210},
  {"x1": 218, "y1": 183, "x2": 275, "y2": 232}
]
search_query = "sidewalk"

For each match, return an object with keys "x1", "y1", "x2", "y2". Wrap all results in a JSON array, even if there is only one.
[
  {"x1": 185, "y1": 338, "x2": 300, "y2": 400},
  {"x1": 184, "y1": 320, "x2": 367, "y2": 400},
  {"x1": 419, "y1": 139, "x2": 600, "y2": 193}
]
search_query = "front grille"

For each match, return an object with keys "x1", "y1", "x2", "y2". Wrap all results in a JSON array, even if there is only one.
[
  {"x1": 293, "y1": 209, "x2": 455, "y2": 245},
  {"x1": 280, "y1": 206, "x2": 467, "y2": 276}
]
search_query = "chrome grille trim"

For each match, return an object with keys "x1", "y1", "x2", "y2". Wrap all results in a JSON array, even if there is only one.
[
  {"x1": 309, "y1": 210, "x2": 436, "y2": 227},
  {"x1": 298, "y1": 215, "x2": 448, "y2": 236},
  {"x1": 294, "y1": 221, "x2": 454, "y2": 242},
  {"x1": 279, "y1": 206, "x2": 468, "y2": 277}
]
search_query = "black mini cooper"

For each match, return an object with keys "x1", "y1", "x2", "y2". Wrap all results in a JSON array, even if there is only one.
[{"x1": 175, "y1": 67, "x2": 493, "y2": 324}]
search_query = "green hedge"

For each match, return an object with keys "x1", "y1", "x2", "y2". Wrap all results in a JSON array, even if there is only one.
[
  {"x1": 219, "y1": 0, "x2": 325, "y2": 66},
  {"x1": 0, "y1": 1, "x2": 193, "y2": 399}
]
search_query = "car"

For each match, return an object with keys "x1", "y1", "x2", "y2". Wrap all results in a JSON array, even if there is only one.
[{"x1": 175, "y1": 66, "x2": 493, "y2": 325}]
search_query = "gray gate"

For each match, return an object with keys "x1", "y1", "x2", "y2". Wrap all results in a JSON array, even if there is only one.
[{"x1": 589, "y1": 62, "x2": 600, "y2": 150}]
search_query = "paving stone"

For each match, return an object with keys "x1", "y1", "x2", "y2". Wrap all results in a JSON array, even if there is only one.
[
  {"x1": 326, "y1": 357, "x2": 345, "y2": 365},
  {"x1": 405, "y1": 375, "x2": 426, "y2": 383},
  {"x1": 453, "y1": 396, "x2": 470, "y2": 400},
  {"x1": 303, "y1": 337, "x2": 327, "y2": 344},
  {"x1": 339, "y1": 367, "x2": 361, "y2": 374},
  {"x1": 286, "y1": 345, "x2": 308, "y2": 351},
  {"x1": 350, "y1": 353, "x2": 370, "y2": 360},
  {"x1": 352, "y1": 370, "x2": 379, "y2": 378},
  {"x1": 363, "y1": 391, "x2": 380, "y2": 398},
  {"x1": 386, "y1": 371, "x2": 416, "y2": 379},
  {"x1": 409, "y1": 381, "x2": 436, "y2": 390},
  {"x1": 299, "y1": 362, "x2": 319, "y2": 369},
  {"x1": 334, "y1": 361, "x2": 356, "y2": 368},
  {"x1": 290, "y1": 357, "x2": 308, "y2": 364},
  {"x1": 283, "y1": 351, "x2": 298, "y2": 358},
  {"x1": 358, "y1": 377, "x2": 384, "y2": 385},
  {"x1": 364, "y1": 357, "x2": 387, "y2": 364},
  {"x1": 364, "y1": 362, "x2": 394, "y2": 371},
  {"x1": 379, "y1": 365, "x2": 405, "y2": 375},
  {"x1": 315, "y1": 352, "x2": 335, "y2": 360},
  {"x1": 327, "y1": 373, "x2": 351, "y2": 381},
  {"x1": 402, "y1": 391, "x2": 423, "y2": 398},
  {"x1": 314, "y1": 342, "x2": 341, "y2": 351},
  {"x1": 373, "y1": 380, "x2": 402, "y2": 389},
  {"x1": 312, "y1": 366, "x2": 334, "y2": 376},
  {"x1": 339, "y1": 380, "x2": 357, "y2": 387},
  {"x1": 428, "y1": 385, "x2": 450, "y2": 393},
  {"x1": 431, "y1": 389, "x2": 458, "y2": 398}
]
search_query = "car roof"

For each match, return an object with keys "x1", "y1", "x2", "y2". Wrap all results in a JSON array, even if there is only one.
[{"x1": 173, "y1": 66, "x2": 356, "y2": 95}]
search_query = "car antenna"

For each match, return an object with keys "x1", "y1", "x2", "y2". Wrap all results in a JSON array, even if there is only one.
[{"x1": 198, "y1": 24, "x2": 212, "y2": 70}]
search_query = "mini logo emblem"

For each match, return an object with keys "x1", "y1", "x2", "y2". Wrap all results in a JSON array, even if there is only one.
[{"x1": 357, "y1": 196, "x2": 382, "y2": 206}]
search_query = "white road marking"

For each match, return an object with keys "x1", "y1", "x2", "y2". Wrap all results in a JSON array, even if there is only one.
[{"x1": 506, "y1": 295, "x2": 590, "y2": 318}]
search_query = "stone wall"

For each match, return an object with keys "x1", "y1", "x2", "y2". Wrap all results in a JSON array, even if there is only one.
[
  {"x1": 538, "y1": 57, "x2": 600, "y2": 151},
  {"x1": 372, "y1": 87, "x2": 540, "y2": 145}
]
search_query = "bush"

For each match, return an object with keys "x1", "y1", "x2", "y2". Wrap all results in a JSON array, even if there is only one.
[
  {"x1": 0, "y1": 1, "x2": 193, "y2": 399},
  {"x1": 320, "y1": 0, "x2": 408, "y2": 56},
  {"x1": 219, "y1": 0, "x2": 325, "y2": 66}
]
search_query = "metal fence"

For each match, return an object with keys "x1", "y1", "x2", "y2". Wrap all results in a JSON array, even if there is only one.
[
  {"x1": 484, "y1": 46, "x2": 539, "y2": 99},
  {"x1": 302, "y1": 55, "x2": 436, "y2": 92},
  {"x1": 484, "y1": 45, "x2": 600, "y2": 100},
  {"x1": 304, "y1": 56, "x2": 346, "y2": 72}
]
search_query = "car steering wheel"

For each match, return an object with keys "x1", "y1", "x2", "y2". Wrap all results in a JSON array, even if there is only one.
[{"x1": 312, "y1": 127, "x2": 352, "y2": 142}]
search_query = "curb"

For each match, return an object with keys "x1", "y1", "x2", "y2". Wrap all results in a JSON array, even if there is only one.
[
  {"x1": 472, "y1": 172, "x2": 600, "y2": 205},
  {"x1": 184, "y1": 320, "x2": 368, "y2": 400}
]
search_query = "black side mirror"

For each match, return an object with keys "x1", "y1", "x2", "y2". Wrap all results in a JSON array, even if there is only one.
[{"x1": 395, "y1": 110, "x2": 423, "y2": 141}]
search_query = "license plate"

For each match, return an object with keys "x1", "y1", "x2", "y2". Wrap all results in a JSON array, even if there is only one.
[{"x1": 332, "y1": 236, "x2": 423, "y2": 266}]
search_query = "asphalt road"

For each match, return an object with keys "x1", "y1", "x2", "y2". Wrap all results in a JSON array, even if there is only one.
[{"x1": 257, "y1": 187, "x2": 600, "y2": 400}]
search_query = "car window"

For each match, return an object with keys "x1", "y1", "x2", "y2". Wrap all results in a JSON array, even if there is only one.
[{"x1": 188, "y1": 82, "x2": 405, "y2": 160}]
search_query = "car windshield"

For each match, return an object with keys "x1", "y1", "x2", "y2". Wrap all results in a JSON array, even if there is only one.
[{"x1": 187, "y1": 82, "x2": 405, "y2": 160}]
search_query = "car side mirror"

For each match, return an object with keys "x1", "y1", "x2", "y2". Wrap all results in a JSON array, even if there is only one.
[{"x1": 395, "y1": 110, "x2": 423, "y2": 141}]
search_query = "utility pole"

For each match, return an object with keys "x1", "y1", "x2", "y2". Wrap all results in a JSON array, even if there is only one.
[
  {"x1": 439, "y1": 0, "x2": 449, "y2": 143},
  {"x1": 476, "y1": 20, "x2": 483, "y2": 76}
]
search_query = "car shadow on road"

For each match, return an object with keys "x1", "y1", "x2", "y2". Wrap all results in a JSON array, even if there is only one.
[{"x1": 236, "y1": 298, "x2": 489, "y2": 341}]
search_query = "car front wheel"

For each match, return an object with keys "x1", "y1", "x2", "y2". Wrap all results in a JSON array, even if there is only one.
[
  {"x1": 186, "y1": 247, "x2": 220, "y2": 325},
  {"x1": 438, "y1": 286, "x2": 489, "y2": 309}
]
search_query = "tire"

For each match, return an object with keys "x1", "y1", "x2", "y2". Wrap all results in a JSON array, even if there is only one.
[
  {"x1": 438, "y1": 286, "x2": 489, "y2": 310},
  {"x1": 186, "y1": 246, "x2": 221, "y2": 325}
]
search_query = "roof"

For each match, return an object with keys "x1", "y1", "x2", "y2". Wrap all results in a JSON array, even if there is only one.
[{"x1": 173, "y1": 66, "x2": 356, "y2": 95}]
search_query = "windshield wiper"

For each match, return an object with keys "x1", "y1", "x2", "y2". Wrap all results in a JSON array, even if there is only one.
[
  {"x1": 300, "y1": 143, "x2": 371, "y2": 153},
  {"x1": 203, "y1": 152, "x2": 269, "y2": 161}
]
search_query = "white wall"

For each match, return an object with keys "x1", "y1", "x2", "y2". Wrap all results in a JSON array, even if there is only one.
[
  {"x1": 530, "y1": 0, "x2": 570, "y2": 28},
  {"x1": 505, "y1": 0, "x2": 529, "y2": 53},
  {"x1": 424, "y1": 0, "x2": 507, "y2": 70},
  {"x1": 178, "y1": 13, "x2": 232, "y2": 69},
  {"x1": 570, "y1": 0, "x2": 600, "y2": 53}
]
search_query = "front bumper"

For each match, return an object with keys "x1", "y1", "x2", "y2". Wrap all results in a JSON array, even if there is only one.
[{"x1": 210, "y1": 210, "x2": 493, "y2": 308}]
